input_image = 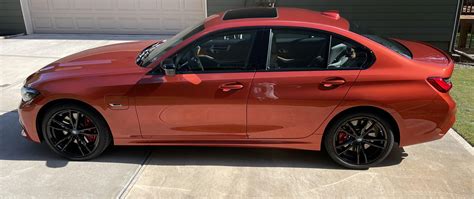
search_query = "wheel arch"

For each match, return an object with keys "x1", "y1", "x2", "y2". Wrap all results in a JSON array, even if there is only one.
[
  {"x1": 36, "y1": 98, "x2": 112, "y2": 143},
  {"x1": 323, "y1": 106, "x2": 400, "y2": 145}
]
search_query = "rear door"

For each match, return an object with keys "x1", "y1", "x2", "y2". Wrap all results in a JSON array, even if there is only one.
[
  {"x1": 134, "y1": 29, "x2": 266, "y2": 139},
  {"x1": 247, "y1": 28, "x2": 373, "y2": 139}
]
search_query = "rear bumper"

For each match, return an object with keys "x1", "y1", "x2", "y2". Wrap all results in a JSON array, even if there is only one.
[
  {"x1": 405, "y1": 111, "x2": 455, "y2": 145},
  {"x1": 436, "y1": 94, "x2": 457, "y2": 136},
  {"x1": 400, "y1": 93, "x2": 456, "y2": 146}
]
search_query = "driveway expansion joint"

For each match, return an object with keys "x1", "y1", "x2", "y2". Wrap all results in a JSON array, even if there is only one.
[{"x1": 116, "y1": 150, "x2": 153, "y2": 199}]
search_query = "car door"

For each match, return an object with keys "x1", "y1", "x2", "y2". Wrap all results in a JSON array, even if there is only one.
[
  {"x1": 133, "y1": 29, "x2": 264, "y2": 139},
  {"x1": 247, "y1": 28, "x2": 373, "y2": 139}
]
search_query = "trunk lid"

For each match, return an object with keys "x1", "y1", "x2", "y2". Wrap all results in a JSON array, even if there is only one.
[
  {"x1": 394, "y1": 39, "x2": 452, "y2": 65},
  {"x1": 394, "y1": 39, "x2": 454, "y2": 78}
]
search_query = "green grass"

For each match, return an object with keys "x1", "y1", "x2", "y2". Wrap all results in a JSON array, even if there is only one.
[{"x1": 451, "y1": 65, "x2": 474, "y2": 145}]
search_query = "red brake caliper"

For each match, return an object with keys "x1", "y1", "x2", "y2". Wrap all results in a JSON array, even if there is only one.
[
  {"x1": 337, "y1": 131, "x2": 348, "y2": 144},
  {"x1": 83, "y1": 117, "x2": 97, "y2": 142}
]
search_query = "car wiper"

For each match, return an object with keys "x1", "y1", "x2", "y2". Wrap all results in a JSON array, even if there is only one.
[
  {"x1": 136, "y1": 42, "x2": 161, "y2": 66},
  {"x1": 136, "y1": 49, "x2": 151, "y2": 66}
]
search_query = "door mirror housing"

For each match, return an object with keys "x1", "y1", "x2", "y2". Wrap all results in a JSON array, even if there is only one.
[{"x1": 162, "y1": 58, "x2": 176, "y2": 76}]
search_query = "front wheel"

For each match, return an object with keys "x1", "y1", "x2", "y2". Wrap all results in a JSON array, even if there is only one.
[
  {"x1": 41, "y1": 103, "x2": 111, "y2": 160},
  {"x1": 324, "y1": 112, "x2": 395, "y2": 169}
]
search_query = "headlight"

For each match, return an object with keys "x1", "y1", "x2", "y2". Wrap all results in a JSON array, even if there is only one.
[{"x1": 21, "y1": 87, "x2": 40, "y2": 103}]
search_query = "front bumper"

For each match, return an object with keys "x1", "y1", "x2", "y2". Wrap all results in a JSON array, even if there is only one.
[
  {"x1": 19, "y1": 117, "x2": 33, "y2": 140},
  {"x1": 18, "y1": 100, "x2": 42, "y2": 143}
]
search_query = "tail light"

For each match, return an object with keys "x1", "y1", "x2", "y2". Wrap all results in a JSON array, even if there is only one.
[{"x1": 427, "y1": 77, "x2": 452, "y2": 93}]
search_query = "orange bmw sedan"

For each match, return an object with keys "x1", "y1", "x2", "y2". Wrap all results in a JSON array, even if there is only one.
[{"x1": 19, "y1": 8, "x2": 455, "y2": 169}]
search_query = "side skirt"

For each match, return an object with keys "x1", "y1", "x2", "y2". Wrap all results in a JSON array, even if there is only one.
[{"x1": 112, "y1": 134, "x2": 323, "y2": 151}]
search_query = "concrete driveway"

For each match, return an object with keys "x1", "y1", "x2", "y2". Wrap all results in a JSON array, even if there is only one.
[{"x1": 0, "y1": 34, "x2": 473, "y2": 198}]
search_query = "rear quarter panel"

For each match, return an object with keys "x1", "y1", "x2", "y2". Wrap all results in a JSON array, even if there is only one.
[{"x1": 336, "y1": 44, "x2": 449, "y2": 146}]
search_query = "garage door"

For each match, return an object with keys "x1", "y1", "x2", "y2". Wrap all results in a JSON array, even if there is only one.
[{"x1": 27, "y1": 0, "x2": 206, "y2": 34}]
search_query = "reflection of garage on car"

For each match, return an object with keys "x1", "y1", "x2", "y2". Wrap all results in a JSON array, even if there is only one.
[{"x1": 197, "y1": 33, "x2": 255, "y2": 70}]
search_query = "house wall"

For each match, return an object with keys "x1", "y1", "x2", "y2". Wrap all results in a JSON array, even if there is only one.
[
  {"x1": 207, "y1": 0, "x2": 247, "y2": 15},
  {"x1": 0, "y1": 0, "x2": 26, "y2": 35},
  {"x1": 207, "y1": 0, "x2": 459, "y2": 51},
  {"x1": 2, "y1": 0, "x2": 458, "y2": 51}
]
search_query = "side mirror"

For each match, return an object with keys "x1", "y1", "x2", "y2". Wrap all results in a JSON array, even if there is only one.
[{"x1": 162, "y1": 58, "x2": 176, "y2": 76}]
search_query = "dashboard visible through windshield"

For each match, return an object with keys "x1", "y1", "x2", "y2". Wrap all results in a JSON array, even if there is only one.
[{"x1": 137, "y1": 21, "x2": 205, "y2": 67}]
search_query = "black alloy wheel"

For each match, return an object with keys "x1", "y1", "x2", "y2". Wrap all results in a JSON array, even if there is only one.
[
  {"x1": 42, "y1": 104, "x2": 111, "y2": 160},
  {"x1": 324, "y1": 112, "x2": 394, "y2": 169}
]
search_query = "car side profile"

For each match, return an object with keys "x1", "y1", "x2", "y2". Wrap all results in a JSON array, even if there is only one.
[{"x1": 19, "y1": 7, "x2": 455, "y2": 169}]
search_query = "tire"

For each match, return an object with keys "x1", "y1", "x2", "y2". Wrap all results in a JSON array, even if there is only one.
[
  {"x1": 324, "y1": 112, "x2": 394, "y2": 169},
  {"x1": 41, "y1": 103, "x2": 111, "y2": 160}
]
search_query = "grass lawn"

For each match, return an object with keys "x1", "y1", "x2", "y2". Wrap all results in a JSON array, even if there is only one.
[{"x1": 451, "y1": 65, "x2": 474, "y2": 145}]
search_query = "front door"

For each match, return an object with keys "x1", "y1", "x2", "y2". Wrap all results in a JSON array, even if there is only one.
[
  {"x1": 247, "y1": 28, "x2": 372, "y2": 139},
  {"x1": 134, "y1": 29, "x2": 262, "y2": 139}
]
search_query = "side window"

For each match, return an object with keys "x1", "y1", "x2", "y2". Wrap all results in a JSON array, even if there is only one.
[
  {"x1": 173, "y1": 31, "x2": 256, "y2": 73},
  {"x1": 328, "y1": 37, "x2": 372, "y2": 69},
  {"x1": 268, "y1": 29, "x2": 329, "y2": 71}
]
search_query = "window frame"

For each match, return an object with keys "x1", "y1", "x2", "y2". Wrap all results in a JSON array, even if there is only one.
[
  {"x1": 149, "y1": 28, "x2": 268, "y2": 75},
  {"x1": 148, "y1": 26, "x2": 376, "y2": 75},
  {"x1": 260, "y1": 27, "x2": 376, "y2": 72},
  {"x1": 263, "y1": 28, "x2": 331, "y2": 71}
]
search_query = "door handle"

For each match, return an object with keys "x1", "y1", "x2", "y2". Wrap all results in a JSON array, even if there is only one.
[
  {"x1": 219, "y1": 82, "x2": 244, "y2": 92},
  {"x1": 210, "y1": 45, "x2": 230, "y2": 53},
  {"x1": 320, "y1": 77, "x2": 346, "y2": 89}
]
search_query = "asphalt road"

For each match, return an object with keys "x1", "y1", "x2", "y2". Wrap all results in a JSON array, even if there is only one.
[{"x1": 0, "y1": 34, "x2": 472, "y2": 198}]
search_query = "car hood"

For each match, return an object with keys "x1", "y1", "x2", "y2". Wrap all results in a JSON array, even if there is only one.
[
  {"x1": 26, "y1": 40, "x2": 160, "y2": 85},
  {"x1": 52, "y1": 40, "x2": 159, "y2": 70}
]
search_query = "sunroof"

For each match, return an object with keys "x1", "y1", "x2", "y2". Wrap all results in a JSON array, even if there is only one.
[{"x1": 223, "y1": 7, "x2": 278, "y2": 20}]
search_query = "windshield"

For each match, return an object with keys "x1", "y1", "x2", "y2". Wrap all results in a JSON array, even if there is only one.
[
  {"x1": 350, "y1": 22, "x2": 412, "y2": 59},
  {"x1": 138, "y1": 20, "x2": 205, "y2": 66}
]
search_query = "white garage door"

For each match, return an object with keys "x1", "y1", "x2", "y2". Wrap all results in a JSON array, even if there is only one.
[{"x1": 27, "y1": 0, "x2": 206, "y2": 34}]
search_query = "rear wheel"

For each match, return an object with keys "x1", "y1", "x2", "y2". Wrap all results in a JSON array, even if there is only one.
[
  {"x1": 324, "y1": 112, "x2": 394, "y2": 169},
  {"x1": 41, "y1": 103, "x2": 111, "y2": 160}
]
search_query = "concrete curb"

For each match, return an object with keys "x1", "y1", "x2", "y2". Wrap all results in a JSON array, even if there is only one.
[
  {"x1": 0, "y1": 33, "x2": 25, "y2": 39},
  {"x1": 448, "y1": 129, "x2": 474, "y2": 156}
]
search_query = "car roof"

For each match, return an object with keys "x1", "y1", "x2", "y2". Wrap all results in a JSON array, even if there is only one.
[{"x1": 204, "y1": 7, "x2": 350, "y2": 31}]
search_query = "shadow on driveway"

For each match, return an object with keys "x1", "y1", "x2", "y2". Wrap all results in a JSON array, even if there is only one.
[{"x1": 0, "y1": 110, "x2": 407, "y2": 169}]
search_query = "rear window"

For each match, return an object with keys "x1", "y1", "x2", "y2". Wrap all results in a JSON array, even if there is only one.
[
  {"x1": 350, "y1": 22, "x2": 412, "y2": 59},
  {"x1": 363, "y1": 35, "x2": 413, "y2": 59}
]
